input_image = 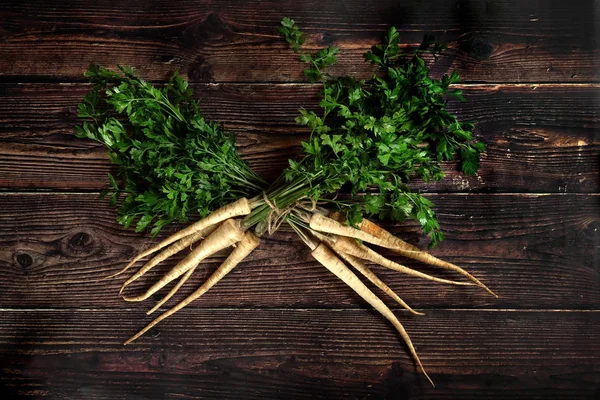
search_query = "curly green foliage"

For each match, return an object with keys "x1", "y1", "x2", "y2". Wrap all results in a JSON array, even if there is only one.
[
  {"x1": 278, "y1": 17, "x2": 305, "y2": 53},
  {"x1": 75, "y1": 65, "x2": 265, "y2": 236},
  {"x1": 280, "y1": 21, "x2": 485, "y2": 247}
]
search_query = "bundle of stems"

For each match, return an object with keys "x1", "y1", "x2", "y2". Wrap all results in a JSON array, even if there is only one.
[{"x1": 74, "y1": 18, "x2": 496, "y2": 387}]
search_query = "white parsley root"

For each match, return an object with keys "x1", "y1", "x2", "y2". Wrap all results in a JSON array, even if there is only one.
[
  {"x1": 71, "y1": 17, "x2": 498, "y2": 388},
  {"x1": 335, "y1": 251, "x2": 424, "y2": 316},
  {"x1": 122, "y1": 219, "x2": 245, "y2": 302},
  {"x1": 113, "y1": 198, "x2": 252, "y2": 283},
  {"x1": 310, "y1": 242, "x2": 434, "y2": 387},
  {"x1": 125, "y1": 231, "x2": 260, "y2": 345}
]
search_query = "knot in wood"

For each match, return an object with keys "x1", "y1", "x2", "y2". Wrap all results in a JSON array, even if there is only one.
[
  {"x1": 15, "y1": 253, "x2": 33, "y2": 269},
  {"x1": 69, "y1": 232, "x2": 92, "y2": 248}
]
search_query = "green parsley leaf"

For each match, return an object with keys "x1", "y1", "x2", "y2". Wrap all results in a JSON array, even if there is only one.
[{"x1": 279, "y1": 19, "x2": 486, "y2": 247}]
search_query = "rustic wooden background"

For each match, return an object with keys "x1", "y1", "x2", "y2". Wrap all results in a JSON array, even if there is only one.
[{"x1": 0, "y1": 1, "x2": 599, "y2": 398}]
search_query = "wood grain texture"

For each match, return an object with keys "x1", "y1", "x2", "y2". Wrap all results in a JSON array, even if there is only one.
[
  {"x1": 0, "y1": 0, "x2": 598, "y2": 83},
  {"x1": 1, "y1": 0, "x2": 599, "y2": 397},
  {"x1": 0, "y1": 193, "x2": 597, "y2": 310},
  {"x1": 0, "y1": 83, "x2": 598, "y2": 191},
  {"x1": 0, "y1": 308, "x2": 598, "y2": 399}
]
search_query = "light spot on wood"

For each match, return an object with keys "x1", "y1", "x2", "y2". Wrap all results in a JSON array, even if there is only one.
[{"x1": 451, "y1": 176, "x2": 471, "y2": 190}]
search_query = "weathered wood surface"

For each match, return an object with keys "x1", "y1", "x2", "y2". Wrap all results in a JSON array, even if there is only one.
[
  {"x1": 1, "y1": 83, "x2": 598, "y2": 192},
  {"x1": 0, "y1": 193, "x2": 597, "y2": 310},
  {"x1": 1, "y1": 0, "x2": 599, "y2": 398},
  {"x1": 0, "y1": 309, "x2": 598, "y2": 399},
  {"x1": 0, "y1": 0, "x2": 598, "y2": 83}
]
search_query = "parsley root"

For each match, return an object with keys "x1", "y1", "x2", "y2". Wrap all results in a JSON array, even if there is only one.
[
  {"x1": 71, "y1": 17, "x2": 498, "y2": 387},
  {"x1": 310, "y1": 242, "x2": 434, "y2": 387},
  {"x1": 117, "y1": 198, "x2": 252, "y2": 281},
  {"x1": 122, "y1": 219, "x2": 245, "y2": 302},
  {"x1": 358, "y1": 218, "x2": 497, "y2": 297},
  {"x1": 327, "y1": 211, "x2": 496, "y2": 297},
  {"x1": 309, "y1": 212, "x2": 388, "y2": 247},
  {"x1": 125, "y1": 231, "x2": 260, "y2": 344},
  {"x1": 330, "y1": 236, "x2": 474, "y2": 287},
  {"x1": 120, "y1": 224, "x2": 219, "y2": 294},
  {"x1": 146, "y1": 265, "x2": 197, "y2": 315},
  {"x1": 336, "y1": 251, "x2": 423, "y2": 316}
]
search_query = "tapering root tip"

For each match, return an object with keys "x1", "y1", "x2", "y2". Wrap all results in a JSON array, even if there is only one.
[
  {"x1": 471, "y1": 278, "x2": 498, "y2": 298},
  {"x1": 423, "y1": 369, "x2": 435, "y2": 387},
  {"x1": 413, "y1": 351, "x2": 435, "y2": 387},
  {"x1": 124, "y1": 326, "x2": 151, "y2": 345},
  {"x1": 122, "y1": 294, "x2": 145, "y2": 302},
  {"x1": 481, "y1": 284, "x2": 498, "y2": 298},
  {"x1": 147, "y1": 305, "x2": 160, "y2": 315}
]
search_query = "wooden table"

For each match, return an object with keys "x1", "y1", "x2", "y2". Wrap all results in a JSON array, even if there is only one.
[{"x1": 1, "y1": 1, "x2": 598, "y2": 398}]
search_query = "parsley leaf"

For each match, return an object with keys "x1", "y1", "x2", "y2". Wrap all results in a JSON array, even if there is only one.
[
  {"x1": 279, "y1": 19, "x2": 485, "y2": 247},
  {"x1": 75, "y1": 65, "x2": 266, "y2": 235}
]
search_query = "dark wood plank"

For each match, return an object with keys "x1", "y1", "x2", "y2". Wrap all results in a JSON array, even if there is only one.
[
  {"x1": 0, "y1": 308, "x2": 598, "y2": 399},
  {"x1": 0, "y1": 83, "x2": 598, "y2": 192},
  {"x1": 0, "y1": 193, "x2": 597, "y2": 310},
  {"x1": 0, "y1": 0, "x2": 598, "y2": 83}
]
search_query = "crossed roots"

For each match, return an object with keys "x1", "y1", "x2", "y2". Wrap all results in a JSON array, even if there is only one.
[{"x1": 105, "y1": 197, "x2": 496, "y2": 386}]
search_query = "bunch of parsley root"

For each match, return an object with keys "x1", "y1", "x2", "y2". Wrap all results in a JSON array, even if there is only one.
[{"x1": 75, "y1": 18, "x2": 496, "y2": 386}]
